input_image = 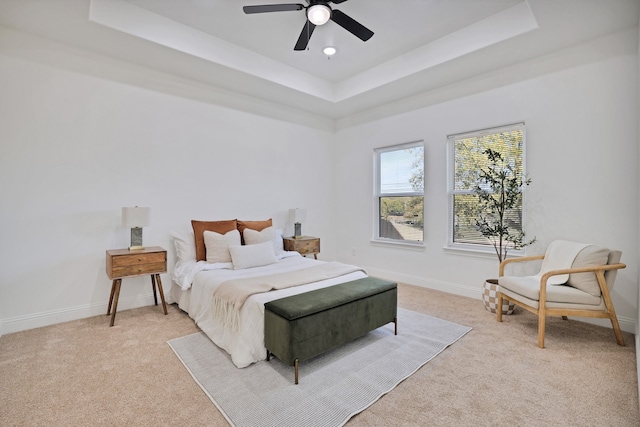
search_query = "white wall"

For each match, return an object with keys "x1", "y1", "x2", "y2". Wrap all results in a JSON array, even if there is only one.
[
  {"x1": 1, "y1": 27, "x2": 638, "y2": 338},
  {"x1": 333, "y1": 33, "x2": 639, "y2": 333},
  {"x1": 0, "y1": 53, "x2": 336, "y2": 334}
]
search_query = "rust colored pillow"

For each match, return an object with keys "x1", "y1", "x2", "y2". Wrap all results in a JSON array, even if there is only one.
[
  {"x1": 237, "y1": 219, "x2": 273, "y2": 244},
  {"x1": 191, "y1": 219, "x2": 238, "y2": 261}
]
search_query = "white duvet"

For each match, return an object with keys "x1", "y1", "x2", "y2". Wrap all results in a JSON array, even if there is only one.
[{"x1": 175, "y1": 254, "x2": 367, "y2": 368}]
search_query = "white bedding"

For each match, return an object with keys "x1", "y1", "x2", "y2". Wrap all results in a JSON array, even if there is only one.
[{"x1": 173, "y1": 254, "x2": 367, "y2": 368}]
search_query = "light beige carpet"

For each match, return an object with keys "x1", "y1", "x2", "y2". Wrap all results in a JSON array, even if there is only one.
[{"x1": 0, "y1": 283, "x2": 638, "y2": 426}]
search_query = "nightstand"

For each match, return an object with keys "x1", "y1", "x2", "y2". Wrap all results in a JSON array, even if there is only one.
[
  {"x1": 106, "y1": 246, "x2": 168, "y2": 327},
  {"x1": 283, "y1": 236, "x2": 320, "y2": 259}
]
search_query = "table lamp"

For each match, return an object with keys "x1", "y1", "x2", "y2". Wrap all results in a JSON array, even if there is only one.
[
  {"x1": 122, "y1": 206, "x2": 150, "y2": 251},
  {"x1": 289, "y1": 208, "x2": 306, "y2": 239}
]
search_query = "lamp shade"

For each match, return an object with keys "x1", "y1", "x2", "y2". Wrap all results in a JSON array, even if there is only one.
[
  {"x1": 289, "y1": 208, "x2": 306, "y2": 223},
  {"x1": 122, "y1": 206, "x2": 150, "y2": 228}
]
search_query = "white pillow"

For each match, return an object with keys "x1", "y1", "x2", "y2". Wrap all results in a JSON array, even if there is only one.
[
  {"x1": 204, "y1": 229, "x2": 241, "y2": 263},
  {"x1": 229, "y1": 241, "x2": 276, "y2": 270},
  {"x1": 273, "y1": 228, "x2": 285, "y2": 256},
  {"x1": 243, "y1": 226, "x2": 285, "y2": 256},
  {"x1": 170, "y1": 229, "x2": 196, "y2": 263}
]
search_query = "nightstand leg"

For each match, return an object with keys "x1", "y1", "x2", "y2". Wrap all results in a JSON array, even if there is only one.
[
  {"x1": 151, "y1": 275, "x2": 158, "y2": 306},
  {"x1": 110, "y1": 279, "x2": 122, "y2": 327},
  {"x1": 107, "y1": 279, "x2": 117, "y2": 315},
  {"x1": 313, "y1": 254, "x2": 317, "y2": 260},
  {"x1": 155, "y1": 274, "x2": 168, "y2": 315}
]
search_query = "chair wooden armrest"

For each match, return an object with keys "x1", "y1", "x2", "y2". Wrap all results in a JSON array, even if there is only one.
[
  {"x1": 539, "y1": 263, "x2": 626, "y2": 284},
  {"x1": 499, "y1": 255, "x2": 545, "y2": 277}
]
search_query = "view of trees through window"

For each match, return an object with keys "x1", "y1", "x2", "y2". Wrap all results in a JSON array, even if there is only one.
[
  {"x1": 450, "y1": 126, "x2": 525, "y2": 247},
  {"x1": 377, "y1": 144, "x2": 424, "y2": 242}
]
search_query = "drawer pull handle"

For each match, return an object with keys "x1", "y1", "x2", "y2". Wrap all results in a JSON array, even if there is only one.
[
  {"x1": 137, "y1": 258, "x2": 142, "y2": 261},
  {"x1": 138, "y1": 268, "x2": 142, "y2": 272}
]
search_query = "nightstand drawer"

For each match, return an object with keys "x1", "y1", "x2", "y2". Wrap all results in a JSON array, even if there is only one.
[
  {"x1": 294, "y1": 239, "x2": 320, "y2": 254},
  {"x1": 111, "y1": 252, "x2": 165, "y2": 267},
  {"x1": 110, "y1": 262, "x2": 166, "y2": 278}
]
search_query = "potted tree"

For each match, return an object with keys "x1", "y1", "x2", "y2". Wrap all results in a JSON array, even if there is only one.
[{"x1": 475, "y1": 148, "x2": 535, "y2": 314}]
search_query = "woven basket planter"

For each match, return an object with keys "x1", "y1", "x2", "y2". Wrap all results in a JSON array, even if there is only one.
[{"x1": 482, "y1": 279, "x2": 515, "y2": 315}]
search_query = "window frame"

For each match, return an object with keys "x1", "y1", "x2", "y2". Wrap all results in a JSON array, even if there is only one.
[
  {"x1": 446, "y1": 122, "x2": 527, "y2": 256},
  {"x1": 373, "y1": 140, "x2": 425, "y2": 246}
]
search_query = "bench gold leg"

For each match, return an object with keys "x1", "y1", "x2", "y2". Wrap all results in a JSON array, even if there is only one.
[{"x1": 294, "y1": 358, "x2": 299, "y2": 385}]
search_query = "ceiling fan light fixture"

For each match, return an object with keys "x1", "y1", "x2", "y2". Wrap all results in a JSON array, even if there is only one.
[{"x1": 307, "y1": 4, "x2": 331, "y2": 26}]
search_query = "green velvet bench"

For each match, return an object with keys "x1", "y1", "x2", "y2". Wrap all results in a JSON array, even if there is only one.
[{"x1": 264, "y1": 277, "x2": 398, "y2": 384}]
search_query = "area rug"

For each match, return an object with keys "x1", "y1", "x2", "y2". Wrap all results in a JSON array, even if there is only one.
[{"x1": 168, "y1": 308, "x2": 471, "y2": 427}]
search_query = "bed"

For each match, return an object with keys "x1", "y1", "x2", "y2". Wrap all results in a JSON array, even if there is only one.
[{"x1": 169, "y1": 219, "x2": 368, "y2": 368}]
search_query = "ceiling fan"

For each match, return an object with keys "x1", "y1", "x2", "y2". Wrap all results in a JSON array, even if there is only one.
[{"x1": 243, "y1": 1, "x2": 374, "y2": 51}]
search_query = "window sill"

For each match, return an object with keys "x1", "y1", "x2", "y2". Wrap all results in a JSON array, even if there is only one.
[
  {"x1": 443, "y1": 244, "x2": 526, "y2": 260},
  {"x1": 370, "y1": 239, "x2": 425, "y2": 251}
]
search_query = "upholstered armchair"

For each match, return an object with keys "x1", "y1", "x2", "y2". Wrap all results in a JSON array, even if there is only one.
[{"x1": 496, "y1": 240, "x2": 626, "y2": 348}]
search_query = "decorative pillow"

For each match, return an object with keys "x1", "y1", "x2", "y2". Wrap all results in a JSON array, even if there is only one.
[
  {"x1": 567, "y1": 245, "x2": 609, "y2": 296},
  {"x1": 229, "y1": 241, "x2": 276, "y2": 270},
  {"x1": 203, "y1": 229, "x2": 241, "y2": 264},
  {"x1": 170, "y1": 229, "x2": 196, "y2": 263},
  {"x1": 191, "y1": 219, "x2": 237, "y2": 261},
  {"x1": 244, "y1": 226, "x2": 285, "y2": 257},
  {"x1": 237, "y1": 219, "x2": 272, "y2": 244}
]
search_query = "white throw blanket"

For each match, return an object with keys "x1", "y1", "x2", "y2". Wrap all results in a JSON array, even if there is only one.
[
  {"x1": 211, "y1": 262, "x2": 367, "y2": 331},
  {"x1": 534, "y1": 240, "x2": 589, "y2": 285}
]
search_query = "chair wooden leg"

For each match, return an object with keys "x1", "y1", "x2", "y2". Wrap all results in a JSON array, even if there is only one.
[
  {"x1": 537, "y1": 314, "x2": 545, "y2": 348},
  {"x1": 561, "y1": 316, "x2": 568, "y2": 320},
  {"x1": 497, "y1": 293, "x2": 503, "y2": 322},
  {"x1": 598, "y1": 271, "x2": 625, "y2": 346},
  {"x1": 609, "y1": 316, "x2": 625, "y2": 346}
]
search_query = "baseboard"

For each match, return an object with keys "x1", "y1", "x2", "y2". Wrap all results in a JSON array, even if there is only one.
[
  {"x1": 364, "y1": 266, "x2": 637, "y2": 334},
  {"x1": 0, "y1": 292, "x2": 160, "y2": 336}
]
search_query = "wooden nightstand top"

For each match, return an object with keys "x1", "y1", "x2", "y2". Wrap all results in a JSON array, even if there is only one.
[
  {"x1": 106, "y1": 246, "x2": 166, "y2": 257},
  {"x1": 106, "y1": 246, "x2": 167, "y2": 279}
]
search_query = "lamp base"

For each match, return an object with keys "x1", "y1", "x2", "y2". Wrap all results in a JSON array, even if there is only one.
[
  {"x1": 293, "y1": 222, "x2": 302, "y2": 239},
  {"x1": 130, "y1": 227, "x2": 144, "y2": 251}
]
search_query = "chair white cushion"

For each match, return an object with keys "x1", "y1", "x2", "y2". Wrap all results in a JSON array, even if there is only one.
[
  {"x1": 499, "y1": 286, "x2": 606, "y2": 311},
  {"x1": 498, "y1": 276, "x2": 602, "y2": 305},
  {"x1": 566, "y1": 245, "x2": 609, "y2": 296}
]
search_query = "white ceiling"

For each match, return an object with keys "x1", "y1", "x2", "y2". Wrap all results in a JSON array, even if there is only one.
[{"x1": 0, "y1": 0, "x2": 638, "y2": 128}]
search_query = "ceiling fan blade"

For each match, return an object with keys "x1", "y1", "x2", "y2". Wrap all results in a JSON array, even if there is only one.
[
  {"x1": 294, "y1": 20, "x2": 316, "y2": 51},
  {"x1": 243, "y1": 4, "x2": 304, "y2": 14},
  {"x1": 331, "y1": 9, "x2": 374, "y2": 41},
  {"x1": 330, "y1": 0, "x2": 349, "y2": 3}
]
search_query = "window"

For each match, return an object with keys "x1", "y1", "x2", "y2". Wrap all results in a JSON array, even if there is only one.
[
  {"x1": 447, "y1": 123, "x2": 526, "y2": 253},
  {"x1": 374, "y1": 141, "x2": 424, "y2": 243}
]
